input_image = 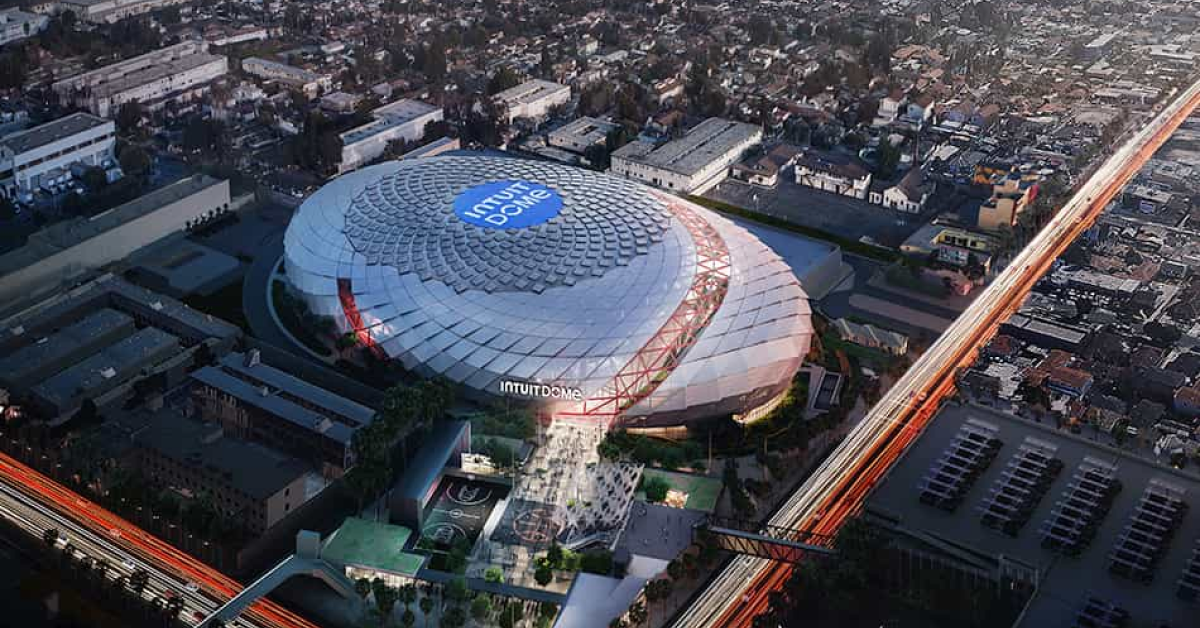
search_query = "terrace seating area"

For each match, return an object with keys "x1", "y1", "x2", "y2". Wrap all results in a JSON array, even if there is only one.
[
  {"x1": 1041, "y1": 457, "x2": 1122, "y2": 557},
  {"x1": 978, "y1": 437, "x2": 1063, "y2": 537},
  {"x1": 918, "y1": 418, "x2": 1002, "y2": 512},
  {"x1": 1108, "y1": 479, "x2": 1188, "y2": 584}
]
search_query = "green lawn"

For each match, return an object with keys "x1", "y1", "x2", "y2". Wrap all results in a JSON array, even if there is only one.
[
  {"x1": 322, "y1": 517, "x2": 424, "y2": 576},
  {"x1": 640, "y1": 468, "x2": 722, "y2": 513}
]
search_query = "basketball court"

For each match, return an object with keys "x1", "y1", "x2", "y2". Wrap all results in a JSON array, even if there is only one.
[{"x1": 418, "y1": 475, "x2": 507, "y2": 548}]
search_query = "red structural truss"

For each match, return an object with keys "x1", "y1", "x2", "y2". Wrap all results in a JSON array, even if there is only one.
[
  {"x1": 557, "y1": 194, "x2": 731, "y2": 427},
  {"x1": 337, "y1": 278, "x2": 385, "y2": 359}
]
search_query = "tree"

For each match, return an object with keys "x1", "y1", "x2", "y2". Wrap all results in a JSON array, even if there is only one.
[
  {"x1": 628, "y1": 601, "x2": 647, "y2": 626},
  {"x1": 419, "y1": 595, "x2": 434, "y2": 625},
  {"x1": 547, "y1": 542, "x2": 564, "y2": 569},
  {"x1": 485, "y1": 565, "x2": 504, "y2": 583},
  {"x1": 498, "y1": 600, "x2": 525, "y2": 628},
  {"x1": 642, "y1": 476, "x2": 670, "y2": 503},
  {"x1": 445, "y1": 576, "x2": 469, "y2": 604},
  {"x1": 116, "y1": 102, "x2": 145, "y2": 135},
  {"x1": 471, "y1": 595, "x2": 492, "y2": 622},
  {"x1": 373, "y1": 579, "x2": 398, "y2": 625},
  {"x1": 442, "y1": 606, "x2": 466, "y2": 628},
  {"x1": 534, "y1": 563, "x2": 553, "y2": 586},
  {"x1": 118, "y1": 144, "x2": 152, "y2": 178},
  {"x1": 355, "y1": 578, "x2": 372, "y2": 601},
  {"x1": 0, "y1": 196, "x2": 15, "y2": 222},
  {"x1": 488, "y1": 66, "x2": 521, "y2": 95},
  {"x1": 400, "y1": 608, "x2": 416, "y2": 627}
]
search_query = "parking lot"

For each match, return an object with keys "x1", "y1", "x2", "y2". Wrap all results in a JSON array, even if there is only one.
[{"x1": 705, "y1": 177, "x2": 926, "y2": 248}]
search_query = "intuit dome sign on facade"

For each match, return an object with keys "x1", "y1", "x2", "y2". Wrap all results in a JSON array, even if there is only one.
[
  {"x1": 283, "y1": 155, "x2": 814, "y2": 428},
  {"x1": 453, "y1": 180, "x2": 563, "y2": 229}
]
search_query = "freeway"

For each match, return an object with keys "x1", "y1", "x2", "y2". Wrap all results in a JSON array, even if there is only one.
[
  {"x1": 672, "y1": 78, "x2": 1200, "y2": 628},
  {"x1": 0, "y1": 450, "x2": 322, "y2": 628}
]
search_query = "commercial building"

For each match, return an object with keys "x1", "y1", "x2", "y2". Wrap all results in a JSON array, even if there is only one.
[
  {"x1": 0, "y1": 175, "x2": 231, "y2": 305},
  {"x1": 132, "y1": 415, "x2": 310, "y2": 536},
  {"x1": 52, "y1": 41, "x2": 228, "y2": 117},
  {"x1": 492, "y1": 79, "x2": 570, "y2": 123},
  {"x1": 547, "y1": 116, "x2": 620, "y2": 154},
  {"x1": 57, "y1": 0, "x2": 190, "y2": 23},
  {"x1": 793, "y1": 150, "x2": 872, "y2": 199},
  {"x1": 190, "y1": 351, "x2": 378, "y2": 477},
  {"x1": 241, "y1": 57, "x2": 332, "y2": 98},
  {"x1": 610, "y1": 117, "x2": 762, "y2": 194},
  {"x1": 0, "y1": 8, "x2": 48, "y2": 46},
  {"x1": 0, "y1": 112, "x2": 117, "y2": 198},
  {"x1": 901, "y1": 223, "x2": 996, "y2": 269},
  {"x1": 284, "y1": 155, "x2": 813, "y2": 428},
  {"x1": 338, "y1": 99, "x2": 443, "y2": 174},
  {"x1": 976, "y1": 171, "x2": 1040, "y2": 232}
]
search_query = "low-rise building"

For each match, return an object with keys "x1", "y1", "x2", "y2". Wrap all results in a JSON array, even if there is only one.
[
  {"x1": 241, "y1": 57, "x2": 331, "y2": 98},
  {"x1": 132, "y1": 416, "x2": 310, "y2": 536},
  {"x1": 610, "y1": 117, "x2": 762, "y2": 194},
  {"x1": 0, "y1": 112, "x2": 117, "y2": 198},
  {"x1": 190, "y1": 351, "x2": 377, "y2": 478},
  {"x1": 57, "y1": 0, "x2": 190, "y2": 23},
  {"x1": 52, "y1": 41, "x2": 228, "y2": 118},
  {"x1": 0, "y1": 175, "x2": 232, "y2": 305},
  {"x1": 730, "y1": 144, "x2": 802, "y2": 187},
  {"x1": 338, "y1": 99, "x2": 443, "y2": 174},
  {"x1": 547, "y1": 116, "x2": 620, "y2": 154},
  {"x1": 794, "y1": 150, "x2": 872, "y2": 199},
  {"x1": 976, "y1": 171, "x2": 1039, "y2": 232},
  {"x1": 0, "y1": 8, "x2": 48, "y2": 46},
  {"x1": 492, "y1": 79, "x2": 570, "y2": 123},
  {"x1": 869, "y1": 168, "x2": 931, "y2": 213},
  {"x1": 901, "y1": 223, "x2": 996, "y2": 270}
]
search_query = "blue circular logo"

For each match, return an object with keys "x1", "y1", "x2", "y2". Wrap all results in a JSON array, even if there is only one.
[{"x1": 453, "y1": 180, "x2": 563, "y2": 230}]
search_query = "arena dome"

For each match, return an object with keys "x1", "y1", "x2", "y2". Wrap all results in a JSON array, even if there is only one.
[{"x1": 283, "y1": 155, "x2": 812, "y2": 427}]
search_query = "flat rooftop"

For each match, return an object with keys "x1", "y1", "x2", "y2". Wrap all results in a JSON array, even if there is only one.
[
  {"x1": 90, "y1": 52, "x2": 225, "y2": 100},
  {"x1": 0, "y1": 308, "x2": 132, "y2": 386},
  {"x1": 135, "y1": 415, "x2": 309, "y2": 500},
  {"x1": 340, "y1": 99, "x2": 440, "y2": 145},
  {"x1": 0, "y1": 112, "x2": 110, "y2": 155},
  {"x1": 493, "y1": 79, "x2": 568, "y2": 106},
  {"x1": 34, "y1": 326, "x2": 178, "y2": 408},
  {"x1": 0, "y1": 175, "x2": 226, "y2": 277},
  {"x1": 867, "y1": 403, "x2": 1200, "y2": 628},
  {"x1": 612, "y1": 117, "x2": 760, "y2": 176},
  {"x1": 321, "y1": 516, "x2": 424, "y2": 576}
]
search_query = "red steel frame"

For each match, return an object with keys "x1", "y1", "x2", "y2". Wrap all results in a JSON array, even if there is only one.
[
  {"x1": 337, "y1": 278, "x2": 386, "y2": 359},
  {"x1": 557, "y1": 194, "x2": 731, "y2": 427}
]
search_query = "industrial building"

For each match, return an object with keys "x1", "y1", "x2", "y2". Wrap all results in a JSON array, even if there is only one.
[
  {"x1": 190, "y1": 351, "x2": 378, "y2": 478},
  {"x1": 609, "y1": 117, "x2": 762, "y2": 195},
  {"x1": 0, "y1": 275, "x2": 240, "y2": 418},
  {"x1": 338, "y1": 99, "x2": 443, "y2": 173},
  {"x1": 284, "y1": 155, "x2": 812, "y2": 428},
  {"x1": 52, "y1": 41, "x2": 228, "y2": 118},
  {"x1": 0, "y1": 112, "x2": 118, "y2": 199},
  {"x1": 57, "y1": 0, "x2": 191, "y2": 23},
  {"x1": 0, "y1": 175, "x2": 231, "y2": 305}
]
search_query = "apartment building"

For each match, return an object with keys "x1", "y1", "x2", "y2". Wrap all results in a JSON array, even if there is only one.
[
  {"x1": 610, "y1": 117, "x2": 762, "y2": 194},
  {"x1": 0, "y1": 113, "x2": 117, "y2": 198},
  {"x1": 492, "y1": 79, "x2": 570, "y2": 123},
  {"x1": 52, "y1": 41, "x2": 228, "y2": 118},
  {"x1": 338, "y1": 99, "x2": 444, "y2": 173}
]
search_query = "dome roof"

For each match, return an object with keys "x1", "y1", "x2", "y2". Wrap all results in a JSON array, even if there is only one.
[{"x1": 284, "y1": 155, "x2": 813, "y2": 425}]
